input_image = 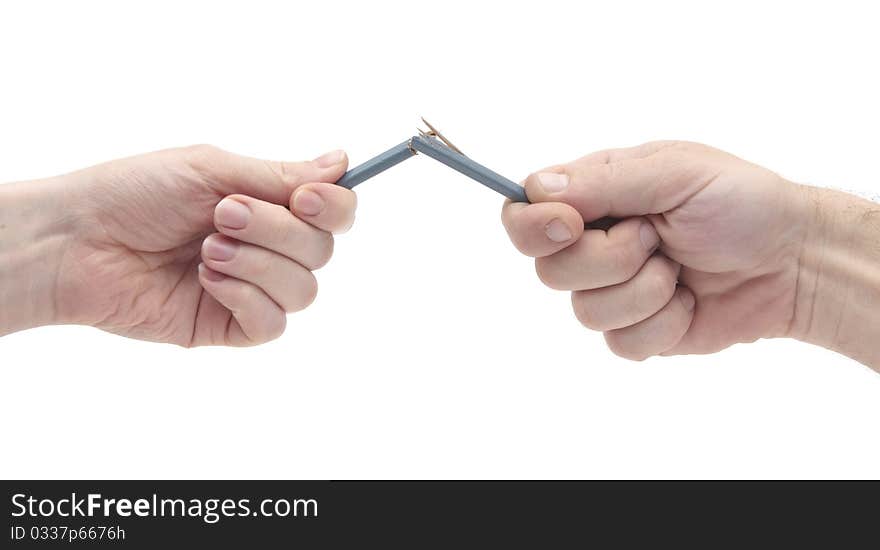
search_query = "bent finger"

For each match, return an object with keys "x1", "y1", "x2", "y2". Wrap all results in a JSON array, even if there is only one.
[
  {"x1": 201, "y1": 234, "x2": 318, "y2": 313},
  {"x1": 214, "y1": 195, "x2": 334, "y2": 270},
  {"x1": 572, "y1": 255, "x2": 681, "y2": 331},
  {"x1": 603, "y1": 286, "x2": 696, "y2": 361},
  {"x1": 501, "y1": 200, "x2": 584, "y2": 257},
  {"x1": 291, "y1": 182, "x2": 358, "y2": 234},
  {"x1": 535, "y1": 217, "x2": 660, "y2": 290},
  {"x1": 197, "y1": 263, "x2": 287, "y2": 346}
]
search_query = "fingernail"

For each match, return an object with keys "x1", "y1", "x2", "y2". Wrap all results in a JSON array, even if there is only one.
[
  {"x1": 544, "y1": 218, "x2": 573, "y2": 243},
  {"x1": 314, "y1": 149, "x2": 345, "y2": 168},
  {"x1": 198, "y1": 263, "x2": 225, "y2": 282},
  {"x1": 293, "y1": 189, "x2": 325, "y2": 216},
  {"x1": 680, "y1": 289, "x2": 696, "y2": 311},
  {"x1": 215, "y1": 198, "x2": 250, "y2": 230},
  {"x1": 203, "y1": 236, "x2": 238, "y2": 261},
  {"x1": 537, "y1": 172, "x2": 569, "y2": 193},
  {"x1": 639, "y1": 222, "x2": 660, "y2": 251}
]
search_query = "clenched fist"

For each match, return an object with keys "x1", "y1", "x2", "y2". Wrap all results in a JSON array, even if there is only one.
[{"x1": 502, "y1": 141, "x2": 878, "y2": 367}]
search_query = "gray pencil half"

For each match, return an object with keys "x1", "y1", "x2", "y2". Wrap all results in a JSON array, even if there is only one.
[
  {"x1": 336, "y1": 140, "x2": 416, "y2": 189},
  {"x1": 409, "y1": 135, "x2": 528, "y2": 203}
]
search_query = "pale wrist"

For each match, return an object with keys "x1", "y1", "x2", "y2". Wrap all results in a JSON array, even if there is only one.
[
  {"x1": 789, "y1": 185, "x2": 880, "y2": 368},
  {"x1": 0, "y1": 177, "x2": 75, "y2": 335}
]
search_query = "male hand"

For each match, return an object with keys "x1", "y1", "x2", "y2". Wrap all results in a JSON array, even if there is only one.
[{"x1": 502, "y1": 141, "x2": 808, "y2": 360}]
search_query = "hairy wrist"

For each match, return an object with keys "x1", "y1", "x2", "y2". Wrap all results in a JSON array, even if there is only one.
[
  {"x1": 789, "y1": 184, "x2": 880, "y2": 369},
  {"x1": 0, "y1": 177, "x2": 76, "y2": 335}
]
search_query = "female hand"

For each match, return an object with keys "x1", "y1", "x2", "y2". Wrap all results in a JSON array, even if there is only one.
[{"x1": 0, "y1": 145, "x2": 356, "y2": 346}]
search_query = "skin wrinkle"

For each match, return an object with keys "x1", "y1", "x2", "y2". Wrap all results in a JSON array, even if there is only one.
[
  {"x1": 829, "y1": 248, "x2": 851, "y2": 353},
  {"x1": 654, "y1": 168, "x2": 724, "y2": 238},
  {"x1": 786, "y1": 242, "x2": 805, "y2": 338},
  {"x1": 649, "y1": 159, "x2": 723, "y2": 221},
  {"x1": 61, "y1": 244, "x2": 119, "y2": 323},
  {"x1": 784, "y1": 187, "x2": 880, "y2": 366},
  {"x1": 155, "y1": 258, "x2": 197, "y2": 324},
  {"x1": 584, "y1": 161, "x2": 615, "y2": 218},
  {"x1": 265, "y1": 159, "x2": 289, "y2": 189},
  {"x1": 827, "y1": 206, "x2": 880, "y2": 352},
  {"x1": 805, "y1": 256, "x2": 824, "y2": 342},
  {"x1": 0, "y1": 183, "x2": 64, "y2": 332},
  {"x1": 813, "y1": 197, "x2": 850, "y2": 348},
  {"x1": 187, "y1": 282, "x2": 206, "y2": 349},
  {"x1": 184, "y1": 145, "x2": 221, "y2": 186},
  {"x1": 223, "y1": 307, "x2": 237, "y2": 344},
  {"x1": 692, "y1": 270, "x2": 789, "y2": 330},
  {"x1": 661, "y1": 297, "x2": 696, "y2": 356},
  {"x1": 798, "y1": 189, "x2": 823, "y2": 340}
]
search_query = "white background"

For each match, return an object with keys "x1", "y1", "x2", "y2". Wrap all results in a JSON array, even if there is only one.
[{"x1": 1, "y1": 1, "x2": 879, "y2": 479}]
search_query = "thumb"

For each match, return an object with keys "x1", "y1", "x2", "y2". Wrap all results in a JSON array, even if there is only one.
[
  {"x1": 186, "y1": 145, "x2": 349, "y2": 206},
  {"x1": 522, "y1": 141, "x2": 715, "y2": 222}
]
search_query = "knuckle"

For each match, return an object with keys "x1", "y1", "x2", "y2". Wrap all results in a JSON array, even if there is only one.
[
  {"x1": 501, "y1": 210, "x2": 530, "y2": 253},
  {"x1": 268, "y1": 200, "x2": 291, "y2": 217},
  {"x1": 336, "y1": 196, "x2": 358, "y2": 233},
  {"x1": 571, "y1": 291, "x2": 603, "y2": 330},
  {"x1": 586, "y1": 163, "x2": 613, "y2": 191},
  {"x1": 604, "y1": 331, "x2": 650, "y2": 362},
  {"x1": 183, "y1": 144, "x2": 228, "y2": 182},
  {"x1": 338, "y1": 212, "x2": 356, "y2": 234},
  {"x1": 311, "y1": 234, "x2": 335, "y2": 270},
  {"x1": 268, "y1": 203, "x2": 297, "y2": 239},
  {"x1": 262, "y1": 312, "x2": 287, "y2": 343},
  {"x1": 609, "y1": 242, "x2": 643, "y2": 282},
  {"x1": 535, "y1": 257, "x2": 566, "y2": 290},
  {"x1": 272, "y1": 160, "x2": 304, "y2": 187},
  {"x1": 509, "y1": 231, "x2": 531, "y2": 255},
  {"x1": 240, "y1": 283, "x2": 263, "y2": 305},
  {"x1": 288, "y1": 272, "x2": 318, "y2": 312},
  {"x1": 642, "y1": 264, "x2": 676, "y2": 301},
  {"x1": 284, "y1": 271, "x2": 318, "y2": 313},
  {"x1": 250, "y1": 256, "x2": 272, "y2": 279},
  {"x1": 280, "y1": 205, "x2": 306, "y2": 243}
]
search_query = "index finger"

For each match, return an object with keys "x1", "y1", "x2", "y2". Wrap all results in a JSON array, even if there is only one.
[{"x1": 501, "y1": 200, "x2": 584, "y2": 258}]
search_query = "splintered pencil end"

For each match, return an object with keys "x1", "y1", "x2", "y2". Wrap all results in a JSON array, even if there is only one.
[{"x1": 417, "y1": 116, "x2": 465, "y2": 156}]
